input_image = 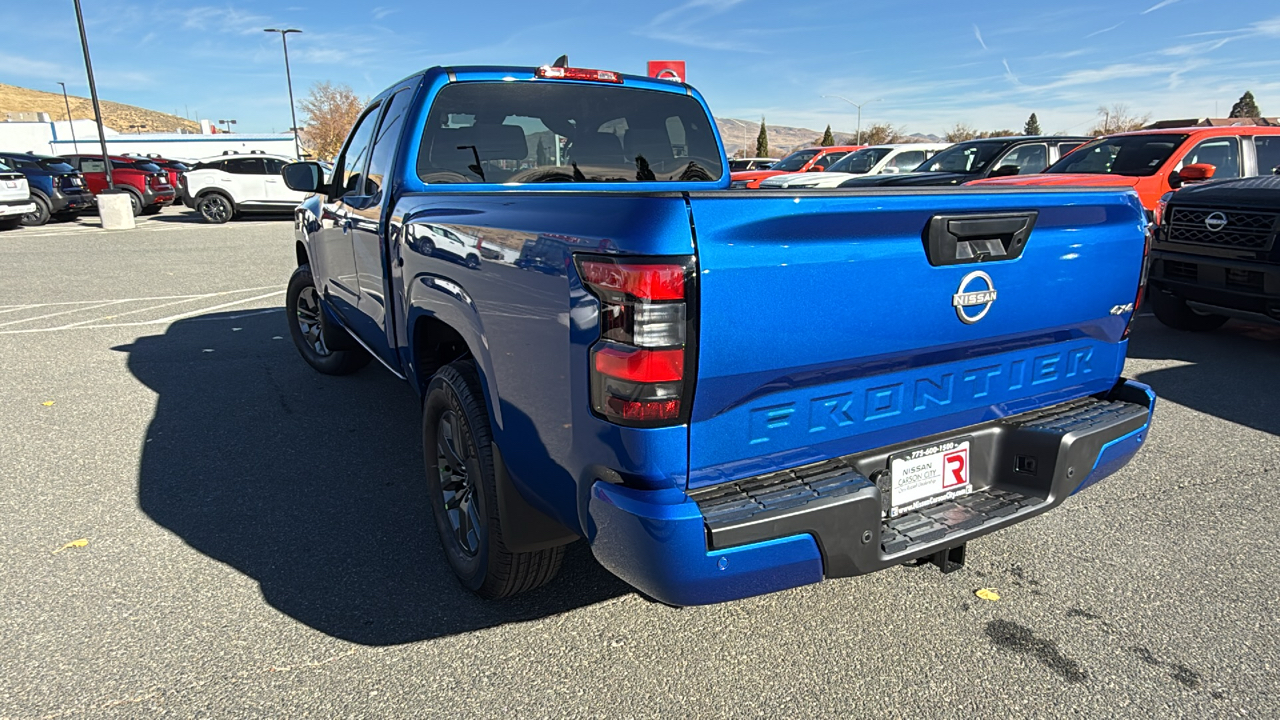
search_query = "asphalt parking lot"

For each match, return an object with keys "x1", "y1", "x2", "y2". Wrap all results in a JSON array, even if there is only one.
[{"x1": 1, "y1": 207, "x2": 1277, "y2": 718}]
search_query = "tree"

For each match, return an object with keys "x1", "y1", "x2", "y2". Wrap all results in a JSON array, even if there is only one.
[
  {"x1": 297, "y1": 81, "x2": 365, "y2": 161},
  {"x1": 820, "y1": 125, "x2": 835, "y2": 146},
  {"x1": 858, "y1": 122, "x2": 910, "y2": 145},
  {"x1": 1088, "y1": 104, "x2": 1150, "y2": 136},
  {"x1": 1024, "y1": 113, "x2": 1042, "y2": 136},
  {"x1": 1229, "y1": 91, "x2": 1261, "y2": 119},
  {"x1": 755, "y1": 117, "x2": 769, "y2": 157}
]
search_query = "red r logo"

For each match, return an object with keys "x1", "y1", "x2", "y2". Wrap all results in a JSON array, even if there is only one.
[{"x1": 943, "y1": 449, "x2": 968, "y2": 488}]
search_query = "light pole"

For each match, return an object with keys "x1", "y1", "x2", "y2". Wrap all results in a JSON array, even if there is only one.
[
  {"x1": 218, "y1": 119, "x2": 237, "y2": 133},
  {"x1": 822, "y1": 95, "x2": 882, "y2": 145},
  {"x1": 72, "y1": 0, "x2": 113, "y2": 188},
  {"x1": 57, "y1": 82, "x2": 79, "y2": 153},
  {"x1": 264, "y1": 28, "x2": 303, "y2": 159}
]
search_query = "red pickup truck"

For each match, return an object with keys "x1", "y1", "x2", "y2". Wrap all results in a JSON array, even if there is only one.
[
  {"x1": 968, "y1": 126, "x2": 1280, "y2": 213},
  {"x1": 59, "y1": 154, "x2": 176, "y2": 216},
  {"x1": 730, "y1": 145, "x2": 864, "y2": 189}
]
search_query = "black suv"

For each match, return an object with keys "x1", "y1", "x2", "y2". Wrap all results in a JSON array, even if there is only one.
[{"x1": 1149, "y1": 175, "x2": 1280, "y2": 330}]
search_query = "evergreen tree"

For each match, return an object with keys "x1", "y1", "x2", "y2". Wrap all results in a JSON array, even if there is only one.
[
  {"x1": 755, "y1": 117, "x2": 769, "y2": 157},
  {"x1": 1024, "y1": 113, "x2": 1042, "y2": 136},
  {"x1": 820, "y1": 125, "x2": 835, "y2": 146},
  {"x1": 1229, "y1": 91, "x2": 1261, "y2": 118}
]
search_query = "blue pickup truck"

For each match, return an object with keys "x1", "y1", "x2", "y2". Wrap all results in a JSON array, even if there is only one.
[{"x1": 280, "y1": 64, "x2": 1156, "y2": 606}]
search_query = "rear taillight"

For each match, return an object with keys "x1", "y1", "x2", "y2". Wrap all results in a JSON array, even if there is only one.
[
  {"x1": 1123, "y1": 224, "x2": 1153, "y2": 339},
  {"x1": 577, "y1": 255, "x2": 695, "y2": 427}
]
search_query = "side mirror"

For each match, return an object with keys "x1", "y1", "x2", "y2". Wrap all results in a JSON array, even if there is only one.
[
  {"x1": 990, "y1": 164, "x2": 1021, "y2": 178},
  {"x1": 881, "y1": 166, "x2": 900, "y2": 174},
  {"x1": 281, "y1": 161, "x2": 324, "y2": 193},
  {"x1": 808, "y1": 165, "x2": 826, "y2": 172},
  {"x1": 1179, "y1": 163, "x2": 1216, "y2": 183}
]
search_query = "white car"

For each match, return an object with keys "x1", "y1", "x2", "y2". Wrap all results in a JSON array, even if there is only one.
[
  {"x1": 0, "y1": 159, "x2": 36, "y2": 230},
  {"x1": 408, "y1": 223, "x2": 483, "y2": 268},
  {"x1": 182, "y1": 151, "x2": 306, "y2": 223},
  {"x1": 758, "y1": 143, "x2": 951, "y2": 189}
]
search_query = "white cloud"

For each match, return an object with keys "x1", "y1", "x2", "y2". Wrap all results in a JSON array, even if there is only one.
[
  {"x1": 1085, "y1": 22, "x2": 1123, "y2": 39},
  {"x1": 636, "y1": 0, "x2": 765, "y2": 52},
  {"x1": 973, "y1": 25, "x2": 988, "y2": 50},
  {"x1": 1142, "y1": 0, "x2": 1180, "y2": 14}
]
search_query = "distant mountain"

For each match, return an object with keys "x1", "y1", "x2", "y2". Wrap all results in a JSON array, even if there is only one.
[
  {"x1": 715, "y1": 118, "x2": 844, "y2": 157},
  {"x1": 0, "y1": 83, "x2": 198, "y2": 134}
]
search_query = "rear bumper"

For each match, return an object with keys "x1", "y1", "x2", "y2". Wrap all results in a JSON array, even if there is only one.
[
  {"x1": 0, "y1": 199, "x2": 36, "y2": 218},
  {"x1": 1150, "y1": 250, "x2": 1280, "y2": 323},
  {"x1": 588, "y1": 379, "x2": 1155, "y2": 606},
  {"x1": 142, "y1": 187, "x2": 176, "y2": 207},
  {"x1": 48, "y1": 188, "x2": 95, "y2": 213}
]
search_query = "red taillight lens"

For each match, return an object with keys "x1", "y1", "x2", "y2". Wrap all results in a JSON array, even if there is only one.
[
  {"x1": 578, "y1": 255, "x2": 694, "y2": 427},
  {"x1": 580, "y1": 260, "x2": 684, "y2": 300},
  {"x1": 536, "y1": 66, "x2": 623, "y2": 84}
]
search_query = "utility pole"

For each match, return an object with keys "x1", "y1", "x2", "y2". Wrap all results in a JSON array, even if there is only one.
[
  {"x1": 72, "y1": 0, "x2": 112, "y2": 188},
  {"x1": 57, "y1": 82, "x2": 79, "y2": 153},
  {"x1": 264, "y1": 28, "x2": 303, "y2": 159},
  {"x1": 822, "y1": 95, "x2": 881, "y2": 145}
]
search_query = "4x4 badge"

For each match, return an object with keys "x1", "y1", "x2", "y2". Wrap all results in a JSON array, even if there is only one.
[{"x1": 952, "y1": 270, "x2": 997, "y2": 324}]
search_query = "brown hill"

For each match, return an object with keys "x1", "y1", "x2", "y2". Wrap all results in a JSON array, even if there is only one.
[
  {"x1": 0, "y1": 83, "x2": 198, "y2": 134},
  {"x1": 715, "y1": 118, "x2": 859, "y2": 157}
]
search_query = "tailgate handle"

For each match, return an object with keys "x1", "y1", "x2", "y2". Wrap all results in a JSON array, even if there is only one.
[{"x1": 924, "y1": 211, "x2": 1038, "y2": 266}]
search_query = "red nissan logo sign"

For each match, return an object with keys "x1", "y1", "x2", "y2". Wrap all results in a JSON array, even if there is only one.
[{"x1": 648, "y1": 61, "x2": 686, "y2": 83}]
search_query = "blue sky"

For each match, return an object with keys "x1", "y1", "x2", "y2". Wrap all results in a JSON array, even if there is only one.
[{"x1": 5, "y1": 0, "x2": 1279, "y2": 136}]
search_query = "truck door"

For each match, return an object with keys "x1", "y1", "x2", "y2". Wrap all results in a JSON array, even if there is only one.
[
  {"x1": 313, "y1": 101, "x2": 381, "y2": 323},
  {"x1": 347, "y1": 86, "x2": 416, "y2": 367}
]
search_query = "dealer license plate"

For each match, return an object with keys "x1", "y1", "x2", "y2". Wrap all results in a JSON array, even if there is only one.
[{"x1": 887, "y1": 438, "x2": 972, "y2": 518}]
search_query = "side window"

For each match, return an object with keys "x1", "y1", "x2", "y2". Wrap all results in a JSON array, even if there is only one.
[
  {"x1": 264, "y1": 158, "x2": 287, "y2": 175},
  {"x1": 1182, "y1": 137, "x2": 1240, "y2": 179},
  {"x1": 364, "y1": 89, "x2": 414, "y2": 197},
  {"x1": 1058, "y1": 142, "x2": 1084, "y2": 157},
  {"x1": 889, "y1": 150, "x2": 926, "y2": 171},
  {"x1": 1254, "y1": 136, "x2": 1280, "y2": 175},
  {"x1": 81, "y1": 157, "x2": 105, "y2": 173},
  {"x1": 997, "y1": 144, "x2": 1049, "y2": 174},
  {"x1": 334, "y1": 102, "x2": 383, "y2": 198},
  {"x1": 224, "y1": 158, "x2": 265, "y2": 175},
  {"x1": 814, "y1": 152, "x2": 845, "y2": 170}
]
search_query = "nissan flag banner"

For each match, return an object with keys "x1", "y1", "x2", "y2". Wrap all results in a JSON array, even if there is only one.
[{"x1": 648, "y1": 61, "x2": 686, "y2": 83}]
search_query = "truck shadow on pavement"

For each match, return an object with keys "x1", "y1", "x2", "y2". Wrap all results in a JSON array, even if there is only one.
[
  {"x1": 118, "y1": 309, "x2": 629, "y2": 646},
  {"x1": 1126, "y1": 316, "x2": 1280, "y2": 436}
]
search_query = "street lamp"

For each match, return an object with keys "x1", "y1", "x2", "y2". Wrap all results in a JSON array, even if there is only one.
[
  {"x1": 57, "y1": 82, "x2": 79, "y2": 153},
  {"x1": 264, "y1": 28, "x2": 303, "y2": 159},
  {"x1": 822, "y1": 95, "x2": 882, "y2": 145},
  {"x1": 71, "y1": 0, "x2": 113, "y2": 189},
  {"x1": 218, "y1": 119, "x2": 237, "y2": 133}
]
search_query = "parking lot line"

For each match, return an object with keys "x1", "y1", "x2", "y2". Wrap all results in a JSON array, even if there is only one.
[
  {"x1": 0, "y1": 299, "x2": 133, "y2": 328},
  {"x1": 0, "y1": 286, "x2": 285, "y2": 334}
]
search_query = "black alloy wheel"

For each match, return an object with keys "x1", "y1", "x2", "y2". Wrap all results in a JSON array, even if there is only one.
[
  {"x1": 436, "y1": 409, "x2": 482, "y2": 557},
  {"x1": 198, "y1": 194, "x2": 232, "y2": 224},
  {"x1": 21, "y1": 196, "x2": 50, "y2": 226}
]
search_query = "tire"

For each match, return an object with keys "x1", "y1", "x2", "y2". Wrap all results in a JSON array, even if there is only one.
[
  {"x1": 1150, "y1": 290, "x2": 1230, "y2": 332},
  {"x1": 196, "y1": 193, "x2": 233, "y2": 224},
  {"x1": 465, "y1": 254, "x2": 481, "y2": 269},
  {"x1": 21, "y1": 195, "x2": 50, "y2": 226},
  {"x1": 285, "y1": 265, "x2": 371, "y2": 375},
  {"x1": 124, "y1": 190, "x2": 143, "y2": 217},
  {"x1": 423, "y1": 362, "x2": 565, "y2": 599},
  {"x1": 0, "y1": 217, "x2": 22, "y2": 231},
  {"x1": 140, "y1": 204, "x2": 163, "y2": 216}
]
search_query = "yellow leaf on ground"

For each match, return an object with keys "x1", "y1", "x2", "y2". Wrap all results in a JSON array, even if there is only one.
[
  {"x1": 52, "y1": 539, "x2": 89, "y2": 554},
  {"x1": 41, "y1": 401, "x2": 54, "y2": 407},
  {"x1": 975, "y1": 588, "x2": 1001, "y2": 601}
]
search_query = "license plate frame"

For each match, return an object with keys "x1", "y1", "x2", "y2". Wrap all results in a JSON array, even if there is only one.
[{"x1": 886, "y1": 437, "x2": 973, "y2": 518}]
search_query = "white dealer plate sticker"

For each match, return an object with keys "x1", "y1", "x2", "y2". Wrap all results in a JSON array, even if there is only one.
[{"x1": 888, "y1": 439, "x2": 972, "y2": 517}]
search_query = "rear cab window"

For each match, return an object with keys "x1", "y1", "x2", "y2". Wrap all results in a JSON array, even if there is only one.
[{"x1": 416, "y1": 81, "x2": 723, "y2": 184}]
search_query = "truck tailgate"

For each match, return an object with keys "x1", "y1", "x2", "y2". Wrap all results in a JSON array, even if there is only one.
[{"x1": 685, "y1": 188, "x2": 1146, "y2": 488}]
